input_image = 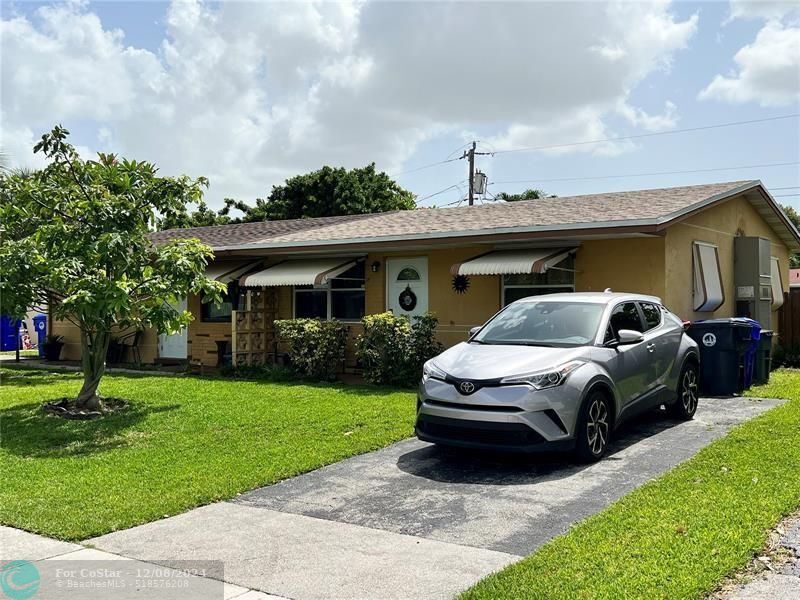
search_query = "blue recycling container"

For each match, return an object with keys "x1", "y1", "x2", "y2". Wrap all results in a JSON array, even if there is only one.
[
  {"x1": 33, "y1": 314, "x2": 47, "y2": 358},
  {"x1": 0, "y1": 316, "x2": 21, "y2": 351},
  {"x1": 737, "y1": 318, "x2": 761, "y2": 390}
]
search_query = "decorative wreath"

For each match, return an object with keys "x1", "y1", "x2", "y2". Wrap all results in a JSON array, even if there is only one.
[
  {"x1": 398, "y1": 285, "x2": 418, "y2": 311},
  {"x1": 452, "y1": 274, "x2": 470, "y2": 294}
]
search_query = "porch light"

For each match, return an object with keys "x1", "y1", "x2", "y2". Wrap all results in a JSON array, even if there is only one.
[{"x1": 371, "y1": 261, "x2": 381, "y2": 273}]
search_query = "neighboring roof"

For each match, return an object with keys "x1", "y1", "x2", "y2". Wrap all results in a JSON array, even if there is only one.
[
  {"x1": 152, "y1": 180, "x2": 800, "y2": 253},
  {"x1": 791, "y1": 269, "x2": 800, "y2": 287}
]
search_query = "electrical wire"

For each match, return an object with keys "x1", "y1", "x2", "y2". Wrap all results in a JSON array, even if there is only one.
[
  {"x1": 489, "y1": 161, "x2": 800, "y2": 186},
  {"x1": 490, "y1": 113, "x2": 800, "y2": 155},
  {"x1": 416, "y1": 181, "x2": 467, "y2": 203},
  {"x1": 390, "y1": 156, "x2": 462, "y2": 178}
]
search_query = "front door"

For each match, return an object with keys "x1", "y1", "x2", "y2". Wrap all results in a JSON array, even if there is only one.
[
  {"x1": 158, "y1": 298, "x2": 188, "y2": 359},
  {"x1": 387, "y1": 257, "x2": 428, "y2": 318}
]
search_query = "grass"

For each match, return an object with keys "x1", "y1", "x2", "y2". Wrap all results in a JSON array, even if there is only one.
[
  {"x1": 462, "y1": 369, "x2": 800, "y2": 600},
  {"x1": 0, "y1": 366, "x2": 415, "y2": 541},
  {"x1": 0, "y1": 349, "x2": 39, "y2": 357}
]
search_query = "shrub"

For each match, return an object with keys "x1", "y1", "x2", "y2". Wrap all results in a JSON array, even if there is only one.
[
  {"x1": 274, "y1": 319, "x2": 348, "y2": 381},
  {"x1": 774, "y1": 343, "x2": 800, "y2": 369},
  {"x1": 357, "y1": 312, "x2": 443, "y2": 387}
]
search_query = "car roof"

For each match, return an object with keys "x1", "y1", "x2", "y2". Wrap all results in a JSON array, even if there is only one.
[{"x1": 513, "y1": 291, "x2": 663, "y2": 306}]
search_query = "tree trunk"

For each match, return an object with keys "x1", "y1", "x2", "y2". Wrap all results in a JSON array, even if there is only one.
[{"x1": 76, "y1": 330, "x2": 110, "y2": 411}]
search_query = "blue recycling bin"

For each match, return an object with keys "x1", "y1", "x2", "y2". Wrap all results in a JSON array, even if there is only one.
[
  {"x1": 737, "y1": 318, "x2": 761, "y2": 390},
  {"x1": 33, "y1": 314, "x2": 47, "y2": 358},
  {"x1": 0, "y1": 316, "x2": 21, "y2": 351}
]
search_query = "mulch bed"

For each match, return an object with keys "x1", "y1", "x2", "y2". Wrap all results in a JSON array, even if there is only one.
[{"x1": 42, "y1": 397, "x2": 129, "y2": 420}]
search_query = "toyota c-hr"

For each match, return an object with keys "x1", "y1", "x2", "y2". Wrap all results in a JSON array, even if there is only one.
[{"x1": 416, "y1": 292, "x2": 699, "y2": 462}]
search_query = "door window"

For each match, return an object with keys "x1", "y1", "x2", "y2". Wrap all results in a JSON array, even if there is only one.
[
  {"x1": 609, "y1": 302, "x2": 644, "y2": 336},
  {"x1": 639, "y1": 302, "x2": 661, "y2": 331}
]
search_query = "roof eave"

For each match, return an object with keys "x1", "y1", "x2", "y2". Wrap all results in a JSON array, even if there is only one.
[
  {"x1": 210, "y1": 218, "x2": 664, "y2": 253},
  {"x1": 653, "y1": 180, "x2": 800, "y2": 252}
]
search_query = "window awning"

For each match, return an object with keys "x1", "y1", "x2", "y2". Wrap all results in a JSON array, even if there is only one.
[
  {"x1": 239, "y1": 258, "x2": 358, "y2": 288},
  {"x1": 205, "y1": 260, "x2": 262, "y2": 284},
  {"x1": 771, "y1": 257, "x2": 784, "y2": 310},
  {"x1": 450, "y1": 248, "x2": 576, "y2": 276},
  {"x1": 693, "y1": 242, "x2": 724, "y2": 312}
]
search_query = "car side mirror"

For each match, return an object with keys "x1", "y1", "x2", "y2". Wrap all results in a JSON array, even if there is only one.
[
  {"x1": 616, "y1": 329, "x2": 645, "y2": 345},
  {"x1": 469, "y1": 326, "x2": 481, "y2": 339}
]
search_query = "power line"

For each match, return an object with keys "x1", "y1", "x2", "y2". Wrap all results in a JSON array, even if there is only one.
[
  {"x1": 774, "y1": 193, "x2": 800, "y2": 198},
  {"x1": 490, "y1": 113, "x2": 800, "y2": 155},
  {"x1": 490, "y1": 161, "x2": 800, "y2": 186},
  {"x1": 771, "y1": 186, "x2": 800, "y2": 190},
  {"x1": 416, "y1": 181, "x2": 466, "y2": 203},
  {"x1": 390, "y1": 156, "x2": 461, "y2": 177}
]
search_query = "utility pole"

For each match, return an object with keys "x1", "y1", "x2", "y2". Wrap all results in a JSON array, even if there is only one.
[{"x1": 467, "y1": 141, "x2": 476, "y2": 206}]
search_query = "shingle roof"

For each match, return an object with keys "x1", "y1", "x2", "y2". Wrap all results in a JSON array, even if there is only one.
[{"x1": 152, "y1": 180, "x2": 798, "y2": 251}]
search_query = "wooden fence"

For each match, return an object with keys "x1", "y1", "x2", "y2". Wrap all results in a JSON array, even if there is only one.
[{"x1": 779, "y1": 288, "x2": 800, "y2": 349}]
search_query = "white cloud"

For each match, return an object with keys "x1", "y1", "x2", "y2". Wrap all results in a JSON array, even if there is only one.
[
  {"x1": 700, "y1": 4, "x2": 800, "y2": 106},
  {"x1": 727, "y1": 0, "x2": 800, "y2": 21},
  {"x1": 2, "y1": 0, "x2": 697, "y2": 205}
]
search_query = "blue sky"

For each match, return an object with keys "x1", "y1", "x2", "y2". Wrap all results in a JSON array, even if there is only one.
[{"x1": 2, "y1": 1, "x2": 799, "y2": 211}]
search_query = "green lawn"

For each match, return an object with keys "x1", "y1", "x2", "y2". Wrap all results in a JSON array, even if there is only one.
[
  {"x1": 0, "y1": 367, "x2": 414, "y2": 540},
  {"x1": 462, "y1": 369, "x2": 800, "y2": 600}
]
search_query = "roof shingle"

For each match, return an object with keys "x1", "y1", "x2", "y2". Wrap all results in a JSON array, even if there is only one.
[{"x1": 152, "y1": 180, "x2": 761, "y2": 250}]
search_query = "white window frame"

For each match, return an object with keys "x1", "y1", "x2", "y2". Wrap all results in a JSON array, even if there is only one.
[
  {"x1": 771, "y1": 256, "x2": 784, "y2": 310},
  {"x1": 692, "y1": 241, "x2": 725, "y2": 312},
  {"x1": 500, "y1": 258, "x2": 575, "y2": 306}
]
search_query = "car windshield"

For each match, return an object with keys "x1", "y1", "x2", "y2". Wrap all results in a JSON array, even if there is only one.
[{"x1": 473, "y1": 300, "x2": 605, "y2": 347}]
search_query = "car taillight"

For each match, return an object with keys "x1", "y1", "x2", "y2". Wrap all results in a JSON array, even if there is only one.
[{"x1": 682, "y1": 320, "x2": 692, "y2": 331}]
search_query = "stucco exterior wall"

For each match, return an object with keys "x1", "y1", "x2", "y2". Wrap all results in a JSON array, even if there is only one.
[
  {"x1": 50, "y1": 319, "x2": 159, "y2": 364},
  {"x1": 664, "y1": 195, "x2": 791, "y2": 330},
  {"x1": 575, "y1": 237, "x2": 666, "y2": 298},
  {"x1": 366, "y1": 247, "x2": 503, "y2": 349}
]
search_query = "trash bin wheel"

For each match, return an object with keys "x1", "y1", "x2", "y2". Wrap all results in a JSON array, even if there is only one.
[{"x1": 670, "y1": 361, "x2": 699, "y2": 420}]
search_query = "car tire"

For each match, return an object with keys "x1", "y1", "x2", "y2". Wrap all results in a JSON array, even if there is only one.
[
  {"x1": 670, "y1": 362, "x2": 699, "y2": 420},
  {"x1": 575, "y1": 391, "x2": 611, "y2": 463}
]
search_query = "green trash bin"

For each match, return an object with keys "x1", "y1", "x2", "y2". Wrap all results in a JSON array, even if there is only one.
[{"x1": 754, "y1": 330, "x2": 774, "y2": 385}]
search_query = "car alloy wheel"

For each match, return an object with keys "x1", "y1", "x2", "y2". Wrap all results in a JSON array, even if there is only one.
[
  {"x1": 586, "y1": 396, "x2": 609, "y2": 456},
  {"x1": 681, "y1": 368, "x2": 699, "y2": 415}
]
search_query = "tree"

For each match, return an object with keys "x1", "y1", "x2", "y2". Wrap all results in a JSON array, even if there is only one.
[
  {"x1": 221, "y1": 163, "x2": 415, "y2": 224},
  {"x1": 157, "y1": 199, "x2": 231, "y2": 230},
  {"x1": 0, "y1": 126, "x2": 225, "y2": 410},
  {"x1": 495, "y1": 188, "x2": 555, "y2": 202},
  {"x1": 783, "y1": 204, "x2": 800, "y2": 268}
]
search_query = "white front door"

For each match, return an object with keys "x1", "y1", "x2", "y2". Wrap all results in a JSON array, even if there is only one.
[
  {"x1": 158, "y1": 298, "x2": 188, "y2": 359},
  {"x1": 387, "y1": 257, "x2": 428, "y2": 318}
]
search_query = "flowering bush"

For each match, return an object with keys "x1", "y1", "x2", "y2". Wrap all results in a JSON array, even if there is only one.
[
  {"x1": 356, "y1": 312, "x2": 443, "y2": 386},
  {"x1": 274, "y1": 319, "x2": 348, "y2": 381}
]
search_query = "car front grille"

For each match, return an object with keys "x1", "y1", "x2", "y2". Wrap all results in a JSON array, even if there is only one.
[{"x1": 416, "y1": 415, "x2": 544, "y2": 447}]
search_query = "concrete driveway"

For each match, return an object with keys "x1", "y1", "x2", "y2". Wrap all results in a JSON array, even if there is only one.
[{"x1": 91, "y1": 397, "x2": 781, "y2": 600}]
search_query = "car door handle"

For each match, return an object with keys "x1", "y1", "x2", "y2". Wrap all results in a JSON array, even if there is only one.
[{"x1": 646, "y1": 343, "x2": 656, "y2": 352}]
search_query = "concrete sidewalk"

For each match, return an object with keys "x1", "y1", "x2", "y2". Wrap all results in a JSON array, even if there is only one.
[
  {"x1": 0, "y1": 526, "x2": 283, "y2": 600},
  {"x1": 86, "y1": 397, "x2": 780, "y2": 599},
  {"x1": 724, "y1": 519, "x2": 800, "y2": 599}
]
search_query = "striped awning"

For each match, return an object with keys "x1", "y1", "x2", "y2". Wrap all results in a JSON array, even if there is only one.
[
  {"x1": 205, "y1": 260, "x2": 262, "y2": 284},
  {"x1": 239, "y1": 258, "x2": 358, "y2": 288},
  {"x1": 451, "y1": 248, "x2": 576, "y2": 276}
]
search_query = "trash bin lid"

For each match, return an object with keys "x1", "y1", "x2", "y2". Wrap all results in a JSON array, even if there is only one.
[{"x1": 692, "y1": 318, "x2": 755, "y2": 328}]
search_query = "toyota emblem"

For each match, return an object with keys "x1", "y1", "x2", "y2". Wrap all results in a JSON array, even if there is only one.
[{"x1": 459, "y1": 381, "x2": 475, "y2": 394}]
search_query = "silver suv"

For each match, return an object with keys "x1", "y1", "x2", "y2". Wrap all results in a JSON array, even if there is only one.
[{"x1": 416, "y1": 292, "x2": 700, "y2": 462}]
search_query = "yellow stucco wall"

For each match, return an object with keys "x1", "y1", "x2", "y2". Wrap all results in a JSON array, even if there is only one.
[
  {"x1": 366, "y1": 247, "x2": 503, "y2": 348},
  {"x1": 50, "y1": 319, "x2": 159, "y2": 364},
  {"x1": 575, "y1": 237, "x2": 667, "y2": 299},
  {"x1": 664, "y1": 195, "x2": 791, "y2": 329}
]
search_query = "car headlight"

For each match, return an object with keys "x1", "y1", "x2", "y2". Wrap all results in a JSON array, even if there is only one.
[
  {"x1": 499, "y1": 360, "x2": 584, "y2": 390},
  {"x1": 422, "y1": 360, "x2": 447, "y2": 383}
]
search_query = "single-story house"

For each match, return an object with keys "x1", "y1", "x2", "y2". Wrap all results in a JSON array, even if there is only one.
[{"x1": 51, "y1": 180, "x2": 800, "y2": 369}]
